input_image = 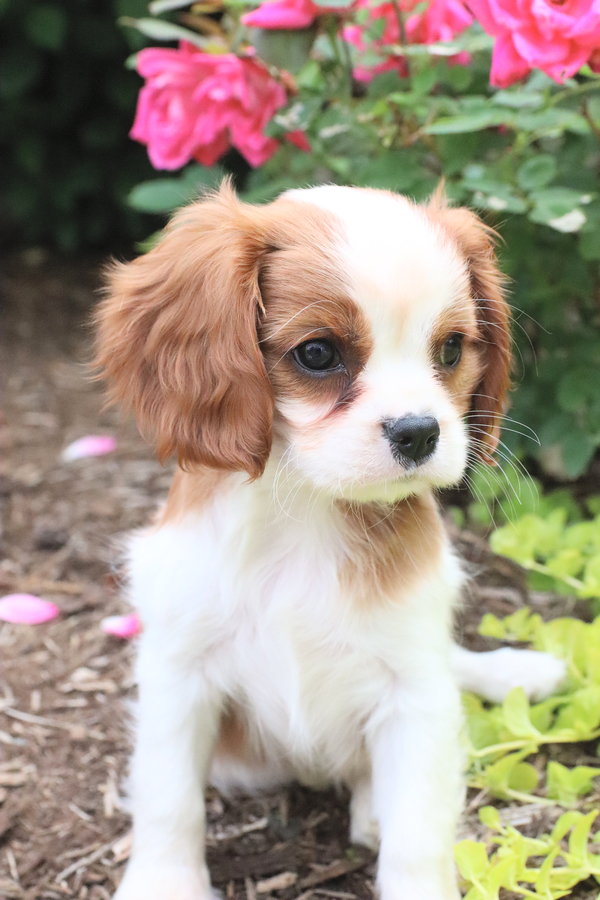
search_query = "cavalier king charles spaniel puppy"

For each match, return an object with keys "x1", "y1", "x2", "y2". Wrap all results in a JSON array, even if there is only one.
[{"x1": 95, "y1": 183, "x2": 565, "y2": 900}]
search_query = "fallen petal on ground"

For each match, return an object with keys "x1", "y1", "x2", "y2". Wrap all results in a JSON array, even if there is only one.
[
  {"x1": 0, "y1": 594, "x2": 60, "y2": 624},
  {"x1": 62, "y1": 435, "x2": 117, "y2": 462},
  {"x1": 101, "y1": 614, "x2": 142, "y2": 638}
]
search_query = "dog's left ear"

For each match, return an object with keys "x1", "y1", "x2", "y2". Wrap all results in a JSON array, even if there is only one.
[{"x1": 429, "y1": 201, "x2": 511, "y2": 463}]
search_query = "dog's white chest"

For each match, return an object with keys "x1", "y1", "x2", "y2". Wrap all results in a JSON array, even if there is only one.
[{"x1": 129, "y1": 487, "x2": 459, "y2": 778}]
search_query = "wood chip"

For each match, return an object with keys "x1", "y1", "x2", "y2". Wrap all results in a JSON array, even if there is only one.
[
  {"x1": 0, "y1": 756, "x2": 26, "y2": 771},
  {"x1": 0, "y1": 772, "x2": 27, "y2": 787},
  {"x1": 298, "y1": 858, "x2": 368, "y2": 890},
  {"x1": 101, "y1": 769, "x2": 120, "y2": 818},
  {"x1": 60, "y1": 681, "x2": 117, "y2": 694},
  {"x1": 68, "y1": 802, "x2": 93, "y2": 822},
  {"x1": 56, "y1": 843, "x2": 101, "y2": 863},
  {"x1": 3, "y1": 708, "x2": 88, "y2": 739},
  {"x1": 6, "y1": 847, "x2": 19, "y2": 882},
  {"x1": 0, "y1": 578, "x2": 85, "y2": 596},
  {"x1": 110, "y1": 832, "x2": 132, "y2": 864},
  {"x1": 206, "y1": 816, "x2": 269, "y2": 844},
  {"x1": 314, "y1": 890, "x2": 357, "y2": 899},
  {"x1": 55, "y1": 840, "x2": 115, "y2": 883},
  {"x1": 256, "y1": 872, "x2": 298, "y2": 893},
  {"x1": 246, "y1": 878, "x2": 257, "y2": 900},
  {"x1": 0, "y1": 877, "x2": 21, "y2": 898}
]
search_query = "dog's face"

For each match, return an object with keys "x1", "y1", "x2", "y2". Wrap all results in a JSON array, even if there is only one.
[{"x1": 96, "y1": 183, "x2": 510, "y2": 501}]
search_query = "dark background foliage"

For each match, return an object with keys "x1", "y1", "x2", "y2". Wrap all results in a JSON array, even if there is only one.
[{"x1": 0, "y1": 0, "x2": 161, "y2": 252}]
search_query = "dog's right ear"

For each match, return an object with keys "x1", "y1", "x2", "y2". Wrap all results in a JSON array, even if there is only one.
[{"x1": 94, "y1": 182, "x2": 274, "y2": 479}]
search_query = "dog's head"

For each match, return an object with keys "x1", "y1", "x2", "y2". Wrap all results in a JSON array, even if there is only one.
[{"x1": 95, "y1": 182, "x2": 510, "y2": 501}]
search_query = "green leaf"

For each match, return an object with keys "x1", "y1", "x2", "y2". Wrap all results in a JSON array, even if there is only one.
[
  {"x1": 455, "y1": 840, "x2": 490, "y2": 882},
  {"x1": 546, "y1": 549, "x2": 584, "y2": 581},
  {"x1": 509, "y1": 761, "x2": 539, "y2": 793},
  {"x1": 582, "y1": 555, "x2": 600, "y2": 598},
  {"x1": 529, "y1": 188, "x2": 588, "y2": 230},
  {"x1": 483, "y1": 751, "x2": 535, "y2": 799},
  {"x1": 502, "y1": 688, "x2": 542, "y2": 740},
  {"x1": 568, "y1": 810, "x2": 598, "y2": 863},
  {"x1": 249, "y1": 27, "x2": 317, "y2": 73},
  {"x1": 119, "y1": 16, "x2": 214, "y2": 49},
  {"x1": 356, "y1": 151, "x2": 422, "y2": 191},
  {"x1": 492, "y1": 89, "x2": 544, "y2": 109},
  {"x1": 479, "y1": 806, "x2": 502, "y2": 830},
  {"x1": 517, "y1": 155, "x2": 557, "y2": 191},
  {"x1": 425, "y1": 109, "x2": 511, "y2": 135},
  {"x1": 313, "y1": 0, "x2": 353, "y2": 7},
  {"x1": 128, "y1": 165, "x2": 223, "y2": 213},
  {"x1": 558, "y1": 429, "x2": 596, "y2": 479},
  {"x1": 547, "y1": 762, "x2": 600, "y2": 806},
  {"x1": 148, "y1": 0, "x2": 196, "y2": 12}
]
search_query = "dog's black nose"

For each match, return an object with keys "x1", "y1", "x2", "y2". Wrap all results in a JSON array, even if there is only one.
[{"x1": 383, "y1": 415, "x2": 440, "y2": 464}]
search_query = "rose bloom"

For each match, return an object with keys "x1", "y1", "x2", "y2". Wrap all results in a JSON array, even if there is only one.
[
  {"x1": 467, "y1": 0, "x2": 600, "y2": 86},
  {"x1": 345, "y1": 0, "x2": 472, "y2": 82},
  {"x1": 242, "y1": 0, "x2": 333, "y2": 29},
  {"x1": 131, "y1": 44, "x2": 293, "y2": 169}
]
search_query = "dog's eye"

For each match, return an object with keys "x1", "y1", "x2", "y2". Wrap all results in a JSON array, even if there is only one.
[
  {"x1": 439, "y1": 334, "x2": 463, "y2": 368},
  {"x1": 293, "y1": 339, "x2": 341, "y2": 373}
]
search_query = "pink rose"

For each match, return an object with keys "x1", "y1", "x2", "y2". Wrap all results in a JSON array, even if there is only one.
[
  {"x1": 242, "y1": 0, "x2": 326, "y2": 29},
  {"x1": 407, "y1": 0, "x2": 473, "y2": 46},
  {"x1": 467, "y1": 0, "x2": 600, "y2": 86},
  {"x1": 345, "y1": 0, "x2": 472, "y2": 82},
  {"x1": 131, "y1": 44, "x2": 292, "y2": 168}
]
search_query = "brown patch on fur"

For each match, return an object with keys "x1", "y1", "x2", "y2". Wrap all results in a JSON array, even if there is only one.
[
  {"x1": 338, "y1": 492, "x2": 444, "y2": 602},
  {"x1": 258, "y1": 205, "x2": 373, "y2": 422},
  {"x1": 158, "y1": 466, "x2": 226, "y2": 526},
  {"x1": 430, "y1": 299, "x2": 483, "y2": 416},
  {"x1": 426, "y1": 194, "x2": 511, "y2": 462},
  {"x1": 213, "y1": 703, "x2": 266, "y2": 767}
]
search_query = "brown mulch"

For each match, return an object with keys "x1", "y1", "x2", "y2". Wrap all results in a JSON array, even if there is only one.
[{"x1": 0, "y1": 251, "x2": 596, "y2": 900}]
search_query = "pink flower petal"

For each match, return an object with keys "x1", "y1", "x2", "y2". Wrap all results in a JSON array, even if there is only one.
[
  {"x1": 62, "y1": 436, "x2": 117, "y2": 462},
  {"x1": 285, "y1": 130, "x2": 311, "y2": 152},
  {"x1": 101, "y1": 614, "x2": 142, "y2": 639},
  {"x1": 0, "y1": 594, "x2": 60, "y2": 625}
]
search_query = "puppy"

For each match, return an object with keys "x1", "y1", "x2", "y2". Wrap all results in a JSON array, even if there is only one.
[{"x1": 95, "y1": 183, "x2": 565, "y2": 900}]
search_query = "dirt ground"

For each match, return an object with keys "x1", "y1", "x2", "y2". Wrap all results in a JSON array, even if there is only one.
[{"x1": 1, "y1": 252, "x2": 598, "y2": 900}]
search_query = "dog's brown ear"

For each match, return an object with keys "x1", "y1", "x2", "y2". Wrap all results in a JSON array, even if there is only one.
[
  {"x1": 429, "y1": 200, "x2": 511, "y2": 463},
  {"x1": 94, "y1": 182, "x2": 274, "y2": 479}
]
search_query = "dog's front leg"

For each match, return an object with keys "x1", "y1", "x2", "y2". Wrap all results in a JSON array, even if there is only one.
[
  {"x1": 369, "y1": 672, "x2": 463, "y2": 900},
  {"x1": 115, "y1": 632, "x2": 221, "y2": 900}
]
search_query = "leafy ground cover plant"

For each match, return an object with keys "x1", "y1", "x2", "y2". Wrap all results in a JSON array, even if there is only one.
[
  {"x1": 490, "y1": 496, "x2": 600, "y2": 608},
  {"x1": 459, "y1": 608, "x2": 600, "y2": 897},
  {"x1": 456, "y1": 807, "x2": 600, "y2": 899},
  {"x1": 465, "y1": 609, "x2": 600, "y2": 803}
]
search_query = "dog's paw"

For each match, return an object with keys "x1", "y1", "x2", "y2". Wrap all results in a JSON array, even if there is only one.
[
  {"x1": 114, "y1": 863, "x2": 218, "y2": 900},
  {"x1": 473, "y1": 647, "x2": 567, "y2": 704},
  {"x1": 378, "y1": 874, "x2": 460, "y2": 900}
]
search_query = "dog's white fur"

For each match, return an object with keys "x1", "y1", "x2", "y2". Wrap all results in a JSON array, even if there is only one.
[{"x1": 96, "y1": 185, "x2": 565, "y2": 900}]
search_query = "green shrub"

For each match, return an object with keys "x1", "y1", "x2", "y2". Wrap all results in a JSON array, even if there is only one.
[{"x1": 0, "y1": 0, "x2": 161, "y2": 252}]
